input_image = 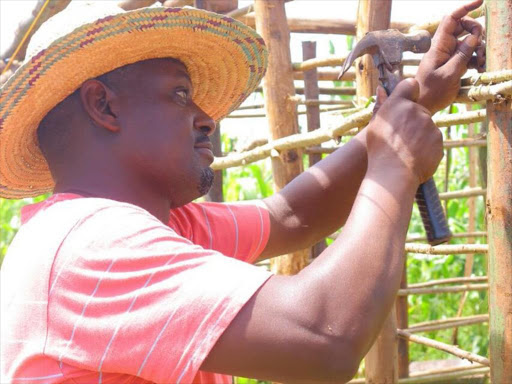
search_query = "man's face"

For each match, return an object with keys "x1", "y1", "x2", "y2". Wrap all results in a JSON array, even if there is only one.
[{"x1": 112, "y1": 59, "x2": 216, "y2": 207}]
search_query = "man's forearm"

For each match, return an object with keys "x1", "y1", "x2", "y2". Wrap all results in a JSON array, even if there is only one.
[{"x1": 262, "y1": 130, "x2": 368, "y2": 256}]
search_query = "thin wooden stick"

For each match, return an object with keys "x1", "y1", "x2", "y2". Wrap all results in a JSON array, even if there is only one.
[
  {"x1": 404, "y1": 243, "x2": 488, "y2": 255},
  {"x1": 438, "y1": 188, "x2": 486, "y2": 200},
  {"x1": 306, "y1": 139, "x2": 487, "y2": 155},
  {"x1": 211, "y1": 106, "x2": 374, "y2": 170},
  {"x1": 397, "y1": 284, "x2": 488, "y2": 296},
  {"x1": 461, "y1": 69, "x2": 512, "y2": 86},
  {"x1": 408, "y1": 276, "x2": 488, "y2": 288},
  {"x1": 457, "y1": 80, "x2": 512, "y2": 102},
  {"x1": 405, "y1": 315, "x2": 488, "y2": 333},
  {"x1": 407, "y1": 231, "x2": 487, "y2": 242},
  {"x1": 397, "y1": 330, "x2": 490, "y2": 366},
  {"x1": 226, "y1": 105, "x2": 352, "y2": 118}
]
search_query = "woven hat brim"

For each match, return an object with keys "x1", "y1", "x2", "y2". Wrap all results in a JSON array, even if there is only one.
[{"x1": 0, "y1": 6, "x2": 267, "y2": 199}]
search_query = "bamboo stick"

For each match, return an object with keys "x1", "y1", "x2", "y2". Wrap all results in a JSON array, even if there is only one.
[
  {"x1": 406, "y1": 231, "x2": 487, "y2": 242},
  {"x1": 215, "y1": 107, "x2": 490, "y2": 170},
  {"x1": 306, "y1": 139, "x2": 487, "y2": 155},
  {"x1": 397, "y1": 330, "x2": 490, "y2": 366},
  {"x1": 332, "y1": 230, "x2": 487, "y2": 242},
  {"x1": 457, "y1": 80, "x2": 512, "y2": 102},
  {"x1": 226, "y1": 105, "x2": 351, "y2": 118},
  {"x1": 408, "y1": 276, "x2": 488, "y2": 288},
  {"x1": 404, "y1": 243, "x2": 488, "y2": 255},
  {"x1": 486, "y1": 2, "x2": 512, "y2": 382},
  {"x1": 397, "y1": 284, "x2": 488, "y2": 296},
  {"x1": 405, "y1": 315, "x2": 488, "y2": 333},
  {"x1": 256, "y1": 85, "x2": 356, "y2": 96},
  {"x1": 0, "y1": 0, "x2": 72, "y2": 61},
  {"x1": 438, "y1": 188, "x2": 486, "y2": 200},
  {"x1": 461, "y1": 69, "x2": 512, "y2": 86},
  {"x1": 211, "y1": 106, "x2": 374, "y2": 170}
]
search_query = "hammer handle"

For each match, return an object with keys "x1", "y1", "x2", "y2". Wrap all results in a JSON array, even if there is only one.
[
  {"x1": 415, "y1": 178, "x2": 452, "y2": 245},
  {"x1": 382, "y1": 81, "x2": 452, "y2": 245}
]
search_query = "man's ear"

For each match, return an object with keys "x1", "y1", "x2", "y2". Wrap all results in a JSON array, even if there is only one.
[{"x1": 79, "y1": 79, "x2": 120, "y2": 133}]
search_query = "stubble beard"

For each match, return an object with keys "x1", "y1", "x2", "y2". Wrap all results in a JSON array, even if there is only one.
[{"x1": 198, "y1": 167, "x2": 215, "y2": 196}]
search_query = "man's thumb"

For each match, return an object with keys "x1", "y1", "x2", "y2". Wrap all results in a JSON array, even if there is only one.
[{"x1": 391, "y1": 78, "x2": 420, "y2": 102}]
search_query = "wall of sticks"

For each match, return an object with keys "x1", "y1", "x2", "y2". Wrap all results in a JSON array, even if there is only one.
[{"x1": 1, "y1": 0, "x2": 510, "y2": 383}]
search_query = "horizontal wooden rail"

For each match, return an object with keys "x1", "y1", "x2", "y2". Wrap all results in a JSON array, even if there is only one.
[
  {"x1": 236, "y1": 13, "x2": 412, "y2": 35},
  {"x1": 306, "y1": 138, "x2": 487, "y2": 155},
  {"x1": 404, "y1": 243, "x2": 488, "y2": 255},
  {"x1": 461, "y1": 68, "x2": 512, "y2": 86},
  {"x1": 438, "y1": 187, "x2": 486, "y2": 200},
  {"x1": 292, "y1": 56, "x2": 421, "y2": 72},
  {"x1": 397, "y1": 329, "x2": 490, "y2": 366},
  {"x1": 408, "y1": 276, "x2": 487, "y2": 288},
  {"x1": 397, "y1": 283, "x2": 488, "y2": 296},
  {"x1": 214, "y1": 108, "x2": 488, "y2": 169},
  {"x1": 405, "y1": 314, "x2": 488, "y2": 333},
  {"x1": 407, "y1": 231, "x2": 487, "y2": 242}
]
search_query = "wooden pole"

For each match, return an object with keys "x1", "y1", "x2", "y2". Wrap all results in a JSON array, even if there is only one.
[
  {"x1": 452, "y1": 106, "x2": 479, "y2": 345},
  {"x1": 485, "y1": 0, "x2": 512, "y2": 382},
  {"x1": 396, "y1": 260, "x2": 409, "y2": 378},
  {"x1": 195, "y1": 0, "x2": 238, "y2": 203},
  {"x1": 353, "y1": 1, "x2": 398, "y2": 383},
  {"x1": 302, "y1": 41, "x2": 327, "y2": 259},
  {"x1": 254, "y1": 0, "x2": 309, "y2": 275}
]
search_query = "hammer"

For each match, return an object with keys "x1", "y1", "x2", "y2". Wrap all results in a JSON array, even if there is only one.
[{"x1": 340, "y1": 29, "x2": 452, "y2": 246}]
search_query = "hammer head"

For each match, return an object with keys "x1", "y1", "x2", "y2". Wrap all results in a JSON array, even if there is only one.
[{"x1": 339, "y1": 29, "x2": 431, "y2": 80}]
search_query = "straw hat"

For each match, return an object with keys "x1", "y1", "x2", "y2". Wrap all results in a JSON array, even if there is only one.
[{"x1": 0, "y1": 2, "x2": 267, "y2": 199}]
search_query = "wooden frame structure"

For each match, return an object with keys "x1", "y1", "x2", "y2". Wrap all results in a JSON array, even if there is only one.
[{"x1": 1, "y1": 0, "x2": 510, "y2": 382}]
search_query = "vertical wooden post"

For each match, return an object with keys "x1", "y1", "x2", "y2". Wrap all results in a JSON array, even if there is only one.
[
  {"x1": 254, "y1": 0, "x2": 309, "y2": 275},
  {"x1": 195, "y1": 0, "x2": 239, "y2": 203},
  {"x1": 205, "y1": 125, "x2": 224, "y2": 202},
  {"x1": 486, "y1": 0, "x2": 512, "y2": 382},
  {"x1": 354, "y1": 1, "x2": 398, "y2": 383},
  {"x1": 395, "y1": 260, "x2": 409, "y2": 378},
  {"x1": 355, "y1": 0, "x2": 392, "y2": 106},
  {"x1": 302, "y1": 41, "x2": 327, "y2": 259}
]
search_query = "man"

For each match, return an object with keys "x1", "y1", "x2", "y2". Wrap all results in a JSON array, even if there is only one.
[{"x1": 0, "y1": 1, "x2": 485, "y2": 383}]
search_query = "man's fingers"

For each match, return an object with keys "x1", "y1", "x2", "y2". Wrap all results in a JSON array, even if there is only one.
[
  {"x1": 435, "y1": 0, "x2": 483, "y2": 36},
  {"x1": 460, "y1": 16, "x2": 483, "y2": 37},
  {"x1": 371, "y1": 86, "x2": 388, "y2": 120},
  {"x1": 450, "y1": 0, "x2": 483, "y2": 20},
  {"x1": 444, "y1": 34, "x2": 479, "y2": 76}
]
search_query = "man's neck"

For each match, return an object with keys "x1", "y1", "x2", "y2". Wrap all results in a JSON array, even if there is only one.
[{"x1": 53, "y1": 179, "x2": 172, "y2": 224}]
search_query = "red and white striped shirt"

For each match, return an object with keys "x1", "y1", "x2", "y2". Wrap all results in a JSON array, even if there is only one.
[{"x1": 1, "y1": 194, "x2": 272, "y2": 384}]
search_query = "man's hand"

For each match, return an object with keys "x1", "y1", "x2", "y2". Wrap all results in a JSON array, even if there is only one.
[
  {"x1": 416, "y1": 0, "x2": 486, "y2": 114},
  {"x1": 367, "y1": 79, "x2": 443, "y2": 185}
]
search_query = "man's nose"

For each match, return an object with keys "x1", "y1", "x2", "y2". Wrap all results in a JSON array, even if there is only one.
[{"x1": 193, "y1": 104, "x2": 216, "y2": 136}]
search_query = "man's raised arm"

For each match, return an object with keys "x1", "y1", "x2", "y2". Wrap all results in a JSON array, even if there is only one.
[
  {"x1": 259, "y1": 0, "x2": 485, "y2": 260},
  {"x1": 201, "y1": 79, "x2": 442, "y2": 383}
]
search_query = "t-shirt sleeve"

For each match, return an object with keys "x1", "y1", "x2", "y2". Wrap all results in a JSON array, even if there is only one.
[
  {"x1": 168, "y1": 201, "x2": 270, "y2": 264},
  {"x1": 45, "y1": 204, "x2": 272, "y2": 384}
]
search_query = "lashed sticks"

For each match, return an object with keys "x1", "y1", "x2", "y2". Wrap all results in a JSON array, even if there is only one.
[
  {"x1": 212, "y1": 108, "x2": 487, "y2": 170},
  {"x1": 397, "y1": 329, "x2": 490, "y2": 366}
]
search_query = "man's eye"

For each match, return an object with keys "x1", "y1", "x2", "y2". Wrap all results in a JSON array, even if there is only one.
[{"x1": 175, "y1": 89, "x2": 189, "y2": 101}]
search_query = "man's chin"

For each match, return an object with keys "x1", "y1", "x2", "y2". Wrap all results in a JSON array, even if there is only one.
[{"x1": 198, "y1": 167, "x2": 215, "y2": 196}]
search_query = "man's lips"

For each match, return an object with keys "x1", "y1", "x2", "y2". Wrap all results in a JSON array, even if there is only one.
[
  {"x1": 194, "y1": 141, "x2": 214, "y2": 162},
  {"x1": 194, "y1": 141, "x2": 213, "y2": 151}
]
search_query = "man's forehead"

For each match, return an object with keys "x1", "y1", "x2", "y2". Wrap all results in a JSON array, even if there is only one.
[{"x1": 136, "y1": 58, "x2": 191, "y2": 82}]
